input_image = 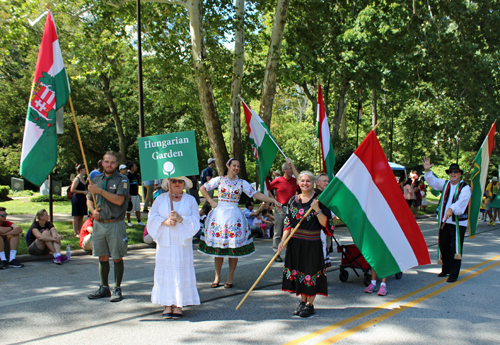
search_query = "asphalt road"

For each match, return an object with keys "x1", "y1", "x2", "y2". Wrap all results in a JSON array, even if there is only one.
[{"x1": 2, "y1": 216, "x2": 500, "y2": 345}]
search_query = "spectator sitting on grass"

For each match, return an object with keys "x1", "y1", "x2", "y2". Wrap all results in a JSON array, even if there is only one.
[
  {"x1": 0, "y1": 207, "x2": 24, "y2": 269},
  {"x1": 195, "y1": 201, "x2": 212, "y2": 239},
  {"x1": 143, "y1": 226, "x2": 154, "y2": 245},
  {"x1": 27, "y1": 209, "x2": 68, "y2": 265},
  {"x1": 79, "y1": 213, "x2": 94, "y2": 252}
]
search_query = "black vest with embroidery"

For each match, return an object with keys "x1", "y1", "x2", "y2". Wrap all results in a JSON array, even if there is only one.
[{"x1": 437, "y1": 181, "x2": 469, "y2": 222}]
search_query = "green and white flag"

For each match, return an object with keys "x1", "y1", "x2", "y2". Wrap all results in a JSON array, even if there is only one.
[
  {"x1": 316, "y1": 84, "x2": 335, "y2": 180},
  {"x1": 20, "y1": 11, "x2": 70, "y2": 186},
  {"x1": 241, "y1": 97, "x2": 279, "y2": 193}
]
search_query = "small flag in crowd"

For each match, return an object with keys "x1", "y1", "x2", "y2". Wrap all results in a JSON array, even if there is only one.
[
  {"x1": 316, "y1": 84, "x2": 335, "y2": 180},
  {"x1": 241, "y1": 97, "x2": 279, "y2": 193},
  {"x1": 318, "y1": 131, "x2": 430, "y2": 278},
  {"x1": 471, "y1": 123, "x2": 497, "y2": 236},
  {"x1": 20, "y1": 11, "x2": 70, "y2": 186}
]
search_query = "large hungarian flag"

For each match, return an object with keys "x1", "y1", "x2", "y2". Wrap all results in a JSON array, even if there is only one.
[
  {"x1": 470, "y1": 123, "x2": 496, "y2": 236},
  {"x1": 241, "y1": 98, "x2": 279, "y2": 193},
  {"x1": 316, "y1": 84, "x2": 335, "y2": 180},
  {"x1": 20, "y1": 11, "x2": 70, "y2": 187},
  {"x1": 318, "y1": 131, "x2": 430, "y2": 277}
]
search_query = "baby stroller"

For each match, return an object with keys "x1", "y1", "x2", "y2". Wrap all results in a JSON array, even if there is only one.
[{"x1": 333, "y1": 236, "x2": 403, "y2": 286}]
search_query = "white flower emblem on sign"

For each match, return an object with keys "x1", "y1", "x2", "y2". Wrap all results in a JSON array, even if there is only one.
[{"x1": 162, "y1": 161, "x2": 175, "y2": 176}]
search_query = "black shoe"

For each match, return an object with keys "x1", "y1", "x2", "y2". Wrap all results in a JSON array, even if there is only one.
[
  {"x1": 88, "y1": 285, "x2": 111, "y2": 299},
  {"x1": 0, "y1": 260, "x2": 7, "y2": 270},
  {"x1": 299, "y1": 304, "x2": 315, "y2": 318},
  {"x1": 110, "y1": 286, "x2": 123, "y2": 302},
  {"x1": 437, "y1": 271, "x2": 448, "y2": 277},
  {"x1": 447, "y1": 277, "x2": 458, "y2": 283},
  {"x1": 8, "y1": 259, "x2": 24, "y2": 268},
  {"x1": 293, "y1": 301, "x2": 306, "y2": 316},
  {"x1": 275, "y1": 255, "x2": 283, "y2": 262}
]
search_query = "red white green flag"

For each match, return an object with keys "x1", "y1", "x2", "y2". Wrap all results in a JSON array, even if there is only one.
[
  {"x1": 318, "y1": 131, "x2": 430, "y2": 278},
  {"x1": 470, "y1": 123, "x2": 496, "y2": 236},
  {"x1": 241, "y1": 97, "x2": 279, "y2": 193},
  {"x1": 20, "y1": 11, "x2": 69, "y2": 187},
  {"x1": 316, "y1": 84, "x2": 335, "y2": 180}
]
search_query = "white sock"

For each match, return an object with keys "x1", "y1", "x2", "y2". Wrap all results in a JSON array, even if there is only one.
[
  {"x1": 371, "y1": 280, "x2": 377, "y2": 286},
  {"x1": 0, "y1": 251, "x2": 6, "y2": 261},
  {"x1": 380, "y1": 282, "x2": 386, "y2": 287},
  {"x1": 9, "y1": 250, "x2": 17, "y2": 261},
  {"x1": 53, "y1": 253, "x2": 61, "y2": 258}
]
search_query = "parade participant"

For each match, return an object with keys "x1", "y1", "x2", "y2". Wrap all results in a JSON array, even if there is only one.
[
  {"x1": 485, "y1": 177, "x2": 499, "y2": 225},
  {"x1": 278, "y1": 171, "x2": 334, "y2": 318},
  {"x1": 118, "y1": 164, "x2": 128, "y2": 175},
  {"x1": 126, "y1": 162, "x2": 144, "y2": 226},
  {"x1": 403, "y1": 178, "x2": 415, "y2": 211},
  {"x1": 0, "y1": 207, "x2": 24, "y2": 269},
  {"x1": 147, "y1": 177, "x2": 201, "y2": 319},
  {"x1": 87, "y1": 151, "x2": 130, "y2": 302},
  {"x1": 315, "y1": 173, "x2": 332, "y2": 266},
  {"x1": 199, "y1": 158, "x2": 281, "y2": 288},
  {"x1": 201, "y1": 158, "x2": 216, "y2": 198},
  {"x1": 27, "y1": 209, "x2": 68, "y2": 264},
  {"x1": 269, "y1": 157, "x2": 300, "y2": 262},
  {"x1": 423, "y1": 158, "x2": 471, "y2": 283},
  {"x1": 70, "y1": 164, "x2": 88, "y2": 237},
  {"x1": 79, "y1": 213, "x2": 94, "y2": 252},
  {"x1": 364, "y1": 270, "x2": 387, "y2": 296}
]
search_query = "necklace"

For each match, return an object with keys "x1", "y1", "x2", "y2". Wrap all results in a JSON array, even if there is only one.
[{"x1": 172, "y1": 193, "x2": 183, "y2": 198}]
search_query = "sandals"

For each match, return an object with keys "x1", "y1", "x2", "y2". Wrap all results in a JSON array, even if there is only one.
[
  {"x1": 172, "y1": 306, "x2": 183, "y2": 319},
  {"x1": 162, "y1": 306, "x2": 173, "y2": 319},
  {"x1": 211, "y1": 282, "x2": 221, "y2": 288},
  {"x1": 224, "y1": 283, "x2": 233, "y2": 289}
]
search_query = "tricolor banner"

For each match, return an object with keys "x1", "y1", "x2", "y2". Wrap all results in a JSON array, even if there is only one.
[
  {"x1": 316, "y1": 84, "x2": 335, "y2": 180},
  {"x1": 318, "y1": 131, "x2": 430, "y2": 278},
  {"x1": 20, "y1": 11, "x2": 70, "y2": 186}
]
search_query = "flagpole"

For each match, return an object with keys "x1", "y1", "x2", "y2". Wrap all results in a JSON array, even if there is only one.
[
  {"x1": 68, "y1": 96, "x2": 97, "y2": 206},
  {"x1": 236, "y1": 205, "x2": 315, "y2": 310},
  {"x1": 239, "y1": 95, "x2": 287, "y2": 159}
]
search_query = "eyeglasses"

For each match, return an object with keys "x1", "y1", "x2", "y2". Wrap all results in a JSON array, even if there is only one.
[
  {"x1": 170, "y1": 179, "x2": 184, "y2": 184},
  {"x1": 0, "y1": 214, "x2": 7, "y2": 217},
  {"x1": 448, "y1": 170, "x2": 461, "y2": 174}
]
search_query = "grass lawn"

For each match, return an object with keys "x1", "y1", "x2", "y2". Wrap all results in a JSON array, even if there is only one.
[
  {"x1": 15, "y1": 221, "x2": 147, "y2": 255},
  {"x1": 0, "y1": 199, "x2": 72, "y2": 215}
]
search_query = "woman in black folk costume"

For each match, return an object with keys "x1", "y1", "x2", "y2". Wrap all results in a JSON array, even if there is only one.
[{"x1": 278, "y1": 171, "x2": 334, "y2": 318}]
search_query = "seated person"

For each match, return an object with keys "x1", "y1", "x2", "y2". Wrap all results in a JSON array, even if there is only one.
[
  {"x1": 243, "y1": 199, "x2": 265, "y2": 238},
  {"x1": 27, "y1": 209, "x2": 68, "y2": 264},
  {"x1": 79, "y1": 213, "x2": 93, "y2": 252},
  {"x1": 196, "y1": 201, "x2": 212, "y2": 239},
  {"x1": 260, "y1": 208, "x2": 274, "y2": 238},
  {"x1": 0, "y1": 207, "x2": 24, "y2": 269}
]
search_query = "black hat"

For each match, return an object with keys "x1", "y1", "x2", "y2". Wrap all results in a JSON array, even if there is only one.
[{"x1": 445, "y1": 163, "x2": 463, "y2": 175}]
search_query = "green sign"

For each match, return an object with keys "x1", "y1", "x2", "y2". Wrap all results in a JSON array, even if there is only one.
[{"x1": 138, "y1": 131, "x2": 199, "y2": 181}]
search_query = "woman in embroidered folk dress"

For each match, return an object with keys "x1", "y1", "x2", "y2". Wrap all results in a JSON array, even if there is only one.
[
  {"x1": 278, "y1": 171, "x2": 334, "y2": 318},
  {"x1": 147, "y1": 177, "x2": 200, "y2": 319},
  {"x1": 199, "y1": 158, "x2": 281, "y2": 289}
]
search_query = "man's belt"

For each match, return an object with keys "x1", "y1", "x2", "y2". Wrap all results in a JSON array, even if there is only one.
[{"x1": 96, "y1": 218, "x2": 124, "y2": 223}]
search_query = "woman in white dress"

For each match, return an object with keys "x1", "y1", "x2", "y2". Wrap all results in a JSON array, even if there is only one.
[
  {"x1": 147, "y1": 176, "x2": 200, "y2": 319},
  {"x1": 199, "y1": 158, "x2": 281, "y2": 289}
]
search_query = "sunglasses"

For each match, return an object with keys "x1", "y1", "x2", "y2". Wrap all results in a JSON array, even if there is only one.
[
  {"x1": 170, "y1": 179, "x2": 184, "y2": 184},
  {"x1": 448, "y1": 170, "x2": 461, "y2": 174},
  {"x1": 0, "y1": 214, "x2": 7, "y2": 217}
]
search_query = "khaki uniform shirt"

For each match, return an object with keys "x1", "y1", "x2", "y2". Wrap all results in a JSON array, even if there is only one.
[{"x1": 87, "y1": 172, "x2": 129, "y2": 221}]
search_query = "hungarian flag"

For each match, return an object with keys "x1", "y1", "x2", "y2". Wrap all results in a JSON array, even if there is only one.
[
  {"x1": 318, "y1": 131, "x2": 430, "y2": 278},
  {"x1": 241, "y1": 97, "x2": 279, "y2": 193},
  {"x1": 20, "y1": 11, "x2": 70, "y2": 187},
  {"x1": 316, "y1": 84, "x2": 335, "y2": 180},
  {"x1": 470, "y1": 123, "x2": 496, "y2": 236}
]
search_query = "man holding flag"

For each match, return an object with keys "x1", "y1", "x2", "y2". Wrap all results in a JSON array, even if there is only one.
[{"x1": 423, "y1": 158, "x2": 471, "y2": 283}]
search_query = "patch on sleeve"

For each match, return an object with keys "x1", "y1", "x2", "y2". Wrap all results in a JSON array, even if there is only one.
[{"x1": 122, "y1": 181, "x2": 128, "y2": 189}]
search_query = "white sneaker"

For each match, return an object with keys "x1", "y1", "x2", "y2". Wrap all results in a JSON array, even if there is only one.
[
  {"x1": 127, "y1": 222, "x2": 133, "y2": 227},
  {"x1": 137, "y1": 221, "x2": 145, "y2": 226}
]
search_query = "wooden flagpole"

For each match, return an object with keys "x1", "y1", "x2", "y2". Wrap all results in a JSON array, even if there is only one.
[
  {"x1": 235, "y1": 206, "x2": 315, "y2": 310},
  {"x1": 68, "y1": 96, "x2": 97, "y2": 206}
]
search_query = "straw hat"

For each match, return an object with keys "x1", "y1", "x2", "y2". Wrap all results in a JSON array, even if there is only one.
[{"x1": 161, "y1": 176, "x2": 193, "y2": 191}]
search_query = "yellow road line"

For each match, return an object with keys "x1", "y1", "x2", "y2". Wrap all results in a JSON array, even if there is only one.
[
  {"x1": 284, "y1": 255, "x2": 500, "y2": 345},
  {"x1": 316, "y1": 257, "x2": 500, "y2": 344}
]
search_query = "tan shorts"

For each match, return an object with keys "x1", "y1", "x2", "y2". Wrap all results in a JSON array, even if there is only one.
[
  {"x1": 92, "y1": 221, "x2": 128, "y2": 259},
  {"x1": 126, "y1": 195, "x2": 141, "y2": 213},
  {"x1": 82, "y1": 234, "x2": 92, "y2": 251}
]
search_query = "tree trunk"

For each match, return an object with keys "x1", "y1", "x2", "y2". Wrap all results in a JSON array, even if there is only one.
[
  {"x1": 187, "y1": 0, "x2": 229, "y2": 175},
  {"x1": 331, "y1": 78, "x2": 350, "y2": 144},
  {"x1": 371, "y1": 89, "x2": 377, "y2": 133},
  {"x1": 229, "y1": 0, "x2": 247, "y2": 180},
  {"x1": 99, "y1": 73, "x2": 126, "y2": 163},
  {"x1": 258, "y1": 0, "x2": 290, "y2": 127}
]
